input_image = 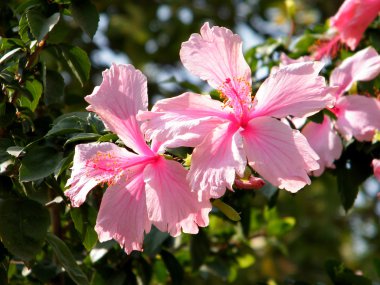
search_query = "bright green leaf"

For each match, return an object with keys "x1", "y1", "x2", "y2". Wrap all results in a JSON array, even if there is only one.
[
  {"x1": 46, "y1": 233, "x2": 90, "y2": 285},
  {"x1": 213, "y1": 199, "x2": 241, "y2": 221},
  {"x1": 0, "y1": 198, "x2": 50, "y2": 261}
]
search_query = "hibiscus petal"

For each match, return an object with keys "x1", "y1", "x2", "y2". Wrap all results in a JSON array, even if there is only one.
[
  {"x1": 180, "y1": 22, "x2": 251, "y2": 89},
  {"x1": 372, "y1": 159, "x2": 380, "y2": 181},
  {"x1": 138, "y1": 92, "x2": 229, "y2": 148},
  {"x1": 85, "y1": 64, "x2": 152, "y2": 155},
  {"x1": 65, "y1": 142, "x2": 137, "y2": 207},
  {"x1": 144, "y1": 157, "x2": 211, "y2": 236},
  {"x1": 95, "y1": 168, "x2": 151, "y2": 254},
  {"x1": 330, "y1": 47, "x2": 380, "y2": 97},
  {"x1": 335, "y1": 95, "x2": 380, "y2": 141},
  {"x1": 188, "y1": 122, "x2": 246, "y2": 200},
  {"x1": 302, "y1": 116, "x2": 343, "y2": 176},
  {"x1": 242, "y1": 117, "x2": 319, "y2": 192},
  {"x1": 331, "y1": 0, "x2": 380, "y2": 50},
  {"x1": 252, "y1": 62, "x2": 333, "y2": 119}
]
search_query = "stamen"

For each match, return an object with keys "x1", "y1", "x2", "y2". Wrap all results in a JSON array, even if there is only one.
[
  {"x1": 218, "y1": 77, "x2": 252, "y2": 117},
  {"x1": 311, "y1": 35, "x2": 342, "y2": 60}
]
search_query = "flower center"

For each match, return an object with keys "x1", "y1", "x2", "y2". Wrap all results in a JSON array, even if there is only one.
[{"x1": 218, "y1": 77, "x2": 252, "y2": 119}]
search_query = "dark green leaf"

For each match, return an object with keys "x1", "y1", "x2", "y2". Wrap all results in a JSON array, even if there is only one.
[
  {"x1": 0, "y1": 198, "x2": 50, "y2": 261},
  {"x1": 307, "y1": 110, "x2": 324, "y2": 124},
  {"x1": 46, "y1": 116, "x2": 87, "y2": 136},
  {"x1": 0, "y1": 103, "x2": 16, "y2": 129},
  {"x1": 19, "y1": 146, "x2": 63, "y2": 182},
  {"x1": 335, "y1": 142, "x2": 373, "y2": 211},
  {"x1": 54, "y1": 152, "x2": 74, "y2": 178},
  {"x1": 26, "y1": 10, "x2": 60, "y2": 42},
  {"x1": 64, "y1": 133, "x2": 101, "y2": 146},
  {"x1": 43, "y1": 66, "x2": 65, "y2": 105},
  {"x1": 0, "y1": 48, "x2": 22, "y2": 65},
  {"x1": 143, "y1": 227, "x2": 169, "y2": 256},
  {"x1": 19, "y1": 79, "x2": 43, "y2": 111},
  {"x1": 59, "y1": 45, "x2": 91, "y2": 86},
  {"x1": 160, "y1": 249, "x2": 183, "y2": 285},
  {"x1": 325, "y1": 260, "x2": 372, "y2": 285},
  {"x1": 46, "y1": 233, "x2": 90, "y2": 285},
  {"x1": 190, "y1": 228, "x2": 209, "y2": 270},
  {"x1": 70, "y1": 0, "x2": 99, "y2": 38},
  {"x1": 70, "y1": 206, "x2": 97, "y2": 251}
]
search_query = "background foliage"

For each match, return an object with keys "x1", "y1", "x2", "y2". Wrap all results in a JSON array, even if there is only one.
[{"x1": 1, "y1": 0, "x2": 380, "y2": 284}]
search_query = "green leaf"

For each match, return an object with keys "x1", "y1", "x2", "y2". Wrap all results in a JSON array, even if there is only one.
[
  {"x1": 19, "y1": 146, "x2": 63, "y2": 182},
  {"x1": 46, "y1": 116, "x2": 87, "y2": 136},
  {"x1": 26, "y1": 10, "x2": 60, "y2": 42},
  {"x1": 59, "y1": 45, "x2": 91, "y2": 86},
  {"x1": 267, "y1": 217, "x2": 296, "y2": 236},
  {"x1": 143, "y1": 226, "x2": 169, "y2": 256},
  {"x1": 335, "y1": 142, "x2": 373, "y2": 211},
  {"x1": 46, "y1": 233, "x2": 90, "y2": 285},
  {"x1": 307, "y1": 110, "x2": 324, "y2": 124},
  {"x1": 325, "y1": 260, "x2": 372, "y2": 285},
  {"x1": 19, "y1": 79, "x2": 43, "y2": 111},
  {"x1": 64, "y1": 133, "x2": 100, "y2": 146},
  {"x1": 70, "y1": 206, "x2": 97, "y2": 251},
  {"x1": 160, "y1": 249, "x2": 183, "y2": 285},
  {"x1": 0, "y1": 198, "x2": 50, "y2": 261},
  {"x1": 70, "y1": 0, "x2": 99, "y2": 38},
  {"x1": 0, "y1": 103, "x2": 16, "y2": 128},
  {"x1": 190, "y1": 228, "x2": 209, "y2": 270},
  {"x1": 212, "y1": 199, "x2": 241, "y2": 221},
  {"x1": 43, "y1": 65, "x2": 65, "y2": 105},
  {"x1": 0, "y1": 48, "x2": 22, "y2": 65},
  {"x1": 18, "y1": 14, "x2": 31, "y2": 43}
]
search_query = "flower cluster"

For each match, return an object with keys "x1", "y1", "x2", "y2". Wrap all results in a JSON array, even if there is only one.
[{"x1": 65, "y1": 0, "x2": 380, "y2": 254}]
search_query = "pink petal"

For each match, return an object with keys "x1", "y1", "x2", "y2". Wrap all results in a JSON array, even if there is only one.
[
  {"x1": 331, "y1": 0, "x2": 380, "y2": 50},
  {"x1": 302, "y1": 116, "x2": 343, "y2": 176},
  {"x1": 242, "y1": 117, "x2": 319, "y2": 192},
  {"x1": 85, "y1": 64, "x2": 152, "y2": 156},
  {"x1": 188, "y1": 122, "x2": 246, "y2": 200},
  {"x1": 65, "y1": 142, "x2": 136, "y2": 207},
  {"x1": 180, "y1": 22, "x2": 251, "y2": 89},
  {"x1": 280, "y1": 53, "x2": 313, "y2": 65},
  {"x1": 372, "y1": 159, "x2": 380, "y2": 181},
  {"x1": 335, "y1": 95, "x2": 380, "y2": 141},
  {"x1": 95, "y1": 168, "x2": 151, "y2": 254},
  {"x1": 138, "y1": 92, "x2": 229, "y2": 148},
  {"x1": 144, "y1": 157, "x2": 211, "y2": 236},
  {"x1": 330, "y1": 47, "x2": 380, "y2": 97},
  {"x1": 252, "y1": 62, "x2": 333, "y2": 119}
]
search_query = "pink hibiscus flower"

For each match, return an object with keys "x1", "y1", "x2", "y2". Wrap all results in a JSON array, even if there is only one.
[
  {"x1": 313, "y1": 0, "x2": 380, "y2": 59},
  {"x1": 138, "y1": 23, "x2": 333, "y2": 200},
  {"x1": 283, "y1": 47, "x2": 380, "y2": 175},
  {"x1": 65, "y1": 64, "x2": 211, "y2": 254},
  {"x1": 373, "y1": 159, "x2": 380, "y2": 181}
]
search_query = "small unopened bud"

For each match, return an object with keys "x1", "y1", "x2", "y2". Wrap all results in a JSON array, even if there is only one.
[{"x1": 234, "y1": 175, "x2": 265, "y2": 190}]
